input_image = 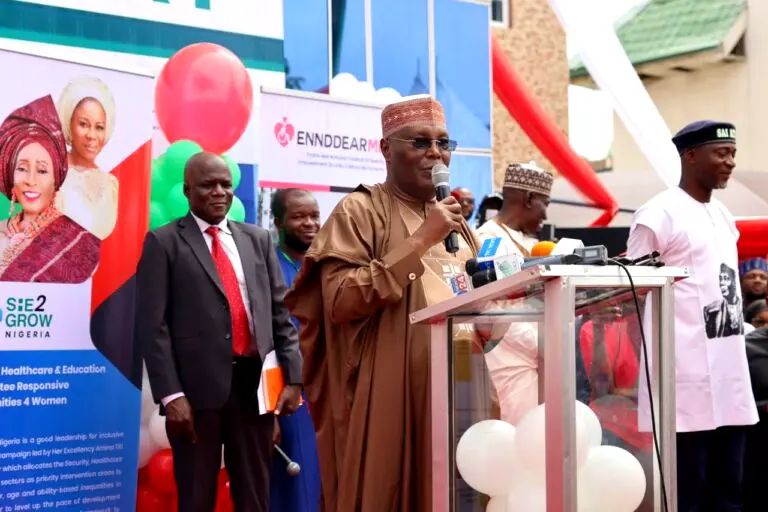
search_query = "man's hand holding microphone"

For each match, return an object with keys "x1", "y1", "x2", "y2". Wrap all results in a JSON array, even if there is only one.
[{"x1": 409, "y1": 196, "x2": 464, "y2": 257}]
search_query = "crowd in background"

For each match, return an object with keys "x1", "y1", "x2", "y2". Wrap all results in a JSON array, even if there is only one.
[{"x1": 137, "y1": 95, "x2": 768, "y2": 512}]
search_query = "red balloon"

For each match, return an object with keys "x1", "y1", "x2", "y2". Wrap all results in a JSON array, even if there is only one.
[
  {"x1": 137, "y1": 467, "x2": 150, "y2": 486},
  {"x1": 215, "y1": 472, "x2": 233, "y2": 512},
  {"x1": 491, "y1": 34, "x2": 618, "y2": 226},
  {"x1": 136, "y1": 486, "x2": 166, "y2": 512},
  {"x1": 217, "y1": 468, "x2": 229, "y2": 487},
  {"x1": 155, "y1": 43, "x2": 254, "y2": 154},
  {"x1": 146, "y1": 449, "x2": 177, "y2": 495},
  {"x1": 736, "y1": 217, "x2": 768, "y2": 259}
]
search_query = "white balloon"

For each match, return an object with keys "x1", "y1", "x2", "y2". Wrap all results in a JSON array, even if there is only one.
[
  {"x1": 455, "y1": 420, "x2": 518, "y2": 497},
  {"x1": 330, "y1": 73, "x2": 359, "y2": 98},
  {"x1": 138, "y1": 427, "x2": 156, "y2": 466},
  {"x1": 505, "y1": 479, "x2": 547, "y2": 512},
  {"x1": 140, "y1": 378, "x2": 156, "y2": 425},
  {"x1": 137, "y1": 426, "x2": 156, "y2": 468},
  {"x1": 486, "y1": 495, "x2": 508, "y2": 512},
  {"x1": 514, "y1": 403, "x2": 592, "y2": 479},
  {"x1": 578, "y1": 445, "x2": 646, "y2": 512},
  {"x1": 374, "y1": 87, "x2": 402, "y2": 105},
  {"x1": 354, "y1": 81, "x2": 376, "y2": 100},
  {"x1": 575, "y1": 401, "x2": 603, "y2": 450},
  {"x1": 148, "y1": 410, "x2": 171, "y2": 450}
]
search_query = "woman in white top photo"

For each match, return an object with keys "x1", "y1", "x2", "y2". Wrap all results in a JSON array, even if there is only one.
[{"x1": 54, "y1": 75, "x2": 118, "y2": 240}]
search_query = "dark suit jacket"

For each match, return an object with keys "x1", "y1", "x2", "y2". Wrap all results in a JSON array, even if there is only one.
[
  {"x1": 137, "y1": 213, "x2": 302, "y2": 411},
  {"x1": 746, "y1": 327, "x2": 768, "y2": 410}
]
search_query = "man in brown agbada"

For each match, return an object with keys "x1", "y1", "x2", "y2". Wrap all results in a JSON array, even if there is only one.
[{"x1": 285, "y1": 95, "x2": 479, "y2": 511}]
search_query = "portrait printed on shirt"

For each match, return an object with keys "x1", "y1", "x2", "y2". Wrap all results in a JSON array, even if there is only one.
[{"x1": 703, "y1": 263, "x2": 745, "y2": 339}]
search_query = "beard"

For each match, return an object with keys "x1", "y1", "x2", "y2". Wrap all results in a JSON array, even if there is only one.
[
  {"x1": 283, "y1": 230, "x2": 311, "y2": 253},
  {"x1": 744, "y1": 290, "x2": 766, "y2": 303}
]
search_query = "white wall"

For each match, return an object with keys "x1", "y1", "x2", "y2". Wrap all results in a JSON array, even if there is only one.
[
  {"x1": 613, "y1": 1, "x2": 768, "y2": 173},
  {"x1": 612, "y1": 61, "x2": 753, "y2": 172}
]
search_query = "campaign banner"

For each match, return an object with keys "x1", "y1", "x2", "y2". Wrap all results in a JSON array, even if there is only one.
[
  {"x1": 0, "y1": 47, "x2": 153, "y2": 511},
  {"x1": 258, "y1": 87, "x2": 387, "y2": 190}
]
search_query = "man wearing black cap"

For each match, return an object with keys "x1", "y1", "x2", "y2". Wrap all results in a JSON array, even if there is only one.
[{"x1": 627, "y1": 121, "x2": 757, "y2": 511}]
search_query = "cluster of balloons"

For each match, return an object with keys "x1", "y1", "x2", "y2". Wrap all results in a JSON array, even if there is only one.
[
  {"x1": 456, "y1": 401, "x2": 646, "y2": 512},
  {"x1": 329, "y1": 73, "x2": 403, "y2": 105},
  {"x1": 148, "y1": 41, "x2": 255, "y2": 230},
  {"x1": 155, "y1": 43, "x2": 254, "y2": 155},
  {"x1": 149, "y1": 140, "x2": 246, "y2": 230},
  {"x1": 137, "y1": 369, "x2": 234, "y2": 510}
]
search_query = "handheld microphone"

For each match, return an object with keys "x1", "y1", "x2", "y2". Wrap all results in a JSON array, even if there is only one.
[
  {"x1": 471, "y1": 268, "x2": 497, "y2": 288},
  {"x1": 432, "y1": 164, "x2": 459, "y2": 254},
  {"x1": 530, "y1": 240, "x2": 556, "y2": 257},
  {"x1": 521, "y1": 253, "x2": 583, "y2": 269},
  {"x1": 448, "y1": 272, "x2": 471, "y2": 295},
  {"x1": 521, "y1": 239, "x2": 588, "y2": 268},
  {"x1": 274, "y1": 444, "x2": 301, "y2": 477},
  {"x1": 465, "y1": 257, "x2": 480, "y2": 276},
  {"x1": 550, "y1": 237, "x2": 584, "y2": 255}
]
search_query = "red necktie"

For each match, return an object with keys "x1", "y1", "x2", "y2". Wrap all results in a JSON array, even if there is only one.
[{"x1": 205, "y1": 226, "x2": 251, "y2": 355}]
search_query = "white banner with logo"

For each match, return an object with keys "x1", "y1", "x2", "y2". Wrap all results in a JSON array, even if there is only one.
[{"x1": 258, "y1": 88, "x2": 387, "y2": 190}]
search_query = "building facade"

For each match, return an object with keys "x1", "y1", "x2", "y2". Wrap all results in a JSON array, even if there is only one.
[
  {"x1": 571, "y1": 0, "x2": 768, "y2": 175},
  {"x1": 285, "y1": 0, "x2": 494, "y2": 206},
  {"x1": 0, "y1": 0, "x2": 569, "y2": 216},
  {"x1": 491, "y1": 0, "x2": 570, "y2": 189}
]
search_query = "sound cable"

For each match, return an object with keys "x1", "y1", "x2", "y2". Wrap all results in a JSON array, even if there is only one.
[{"x1": 607, "y1": 257, "x2": 670, "y2": 512}]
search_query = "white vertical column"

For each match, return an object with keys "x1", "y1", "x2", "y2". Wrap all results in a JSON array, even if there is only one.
[
  {"x1": 543, "y1": 277, "x2": 577, "y2": 512},
  {"x1": 746, "y1": 0, "x2": 768, "y2": 170},
  {"x1": 427, "y1": 0, "x2": 437, "y2": 96},
  {"x1": 429, "y1": 321, "x2": 450, "y2": 512},
  {"x1": 327, "y1": 0, "x2": 334, "y2": 84},
  {"x1": 364, "y1": 0, "x2": 374, "y2": 84}
]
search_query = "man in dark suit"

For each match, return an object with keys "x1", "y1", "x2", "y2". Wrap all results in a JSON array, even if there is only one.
[{"x1": 137, "y1": 152, "x2": 302, "y2": 512}]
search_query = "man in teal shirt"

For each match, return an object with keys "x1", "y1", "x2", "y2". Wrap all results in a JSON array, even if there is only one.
[{"x1": 270, "y1": 188, "x2": 321, "y2": 511}]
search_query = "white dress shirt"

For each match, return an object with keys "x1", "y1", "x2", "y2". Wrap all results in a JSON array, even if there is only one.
[
  {"x1": 628, "y1": 187, "x2": 757, "y2": 432},
  {"x1": 161, "y1": 213, "x2": 254, "y2": 407}
]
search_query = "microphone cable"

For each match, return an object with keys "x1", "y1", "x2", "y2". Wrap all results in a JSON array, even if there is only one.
[{"x1": 607, "y1": 257, "x2": 670, "y2": 512}]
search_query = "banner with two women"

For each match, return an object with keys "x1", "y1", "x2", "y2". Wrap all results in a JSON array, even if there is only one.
[{"x1": 0, "y1": 48, "x2": 152, "y2": 509}]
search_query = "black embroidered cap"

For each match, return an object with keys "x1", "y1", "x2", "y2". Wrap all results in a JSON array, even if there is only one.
[{"x1": 672, "y1": 120, "x2": 736, "y2": 154}]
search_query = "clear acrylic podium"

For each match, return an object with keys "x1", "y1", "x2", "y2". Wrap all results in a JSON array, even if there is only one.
[{"x1": 410, "y1": 264, "x2": 688, "y2": 512}]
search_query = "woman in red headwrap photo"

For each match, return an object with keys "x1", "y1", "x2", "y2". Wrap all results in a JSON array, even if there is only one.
[{"x1": 0, "y1": 94, "x2": 100, "y2": 283}]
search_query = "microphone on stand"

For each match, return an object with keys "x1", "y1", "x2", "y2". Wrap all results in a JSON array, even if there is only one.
[
  {"x1": 471, "y1": 268, "x2": 497, "y2": 289},
  {"x1": 274, "y1": 444, "x2": 301, "y2": 477},
  {"x1": 432, "y1": 163, "x2": 459, "y2": 254}
]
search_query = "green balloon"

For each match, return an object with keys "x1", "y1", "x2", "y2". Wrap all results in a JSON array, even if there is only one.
[
  {"x1": 0, "y1": 194, "x2": 19, "y2": 221},
  {"x1": 166, "y1": 183, "x2": 189, "y2": 219},
  {"x1": 161, "y1": 140, "x2": 202, "y2": 185},
  {"x1": 149, "y1": 201, "x2": 171, "y2": 230},
  {"x1": 150, "y1": 164, "x2": 173, "y2": 203},
  {"x1": 227, "y1": 196, "x2": 246, "y2": 222},
  {"x1": 221, "y1": 155, "x2": 242, "y2": 189}
]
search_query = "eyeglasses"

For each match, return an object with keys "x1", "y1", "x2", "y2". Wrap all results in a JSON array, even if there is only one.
[{"x1": 389, "y1": 137, "x2": 458, "y2": 152}]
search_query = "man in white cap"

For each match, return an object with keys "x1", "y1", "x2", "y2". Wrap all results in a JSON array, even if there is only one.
[
  {"x1": 475, "y1": 162, "x2": 552, "y2": 424},
  {"x1": 476, "y1": 162, "x2": 552, "y2": 257}
]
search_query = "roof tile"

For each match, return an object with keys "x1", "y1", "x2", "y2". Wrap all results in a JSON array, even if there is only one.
[{"x1": 570, "y1": 0, "x2": 747, "y2": 78}]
